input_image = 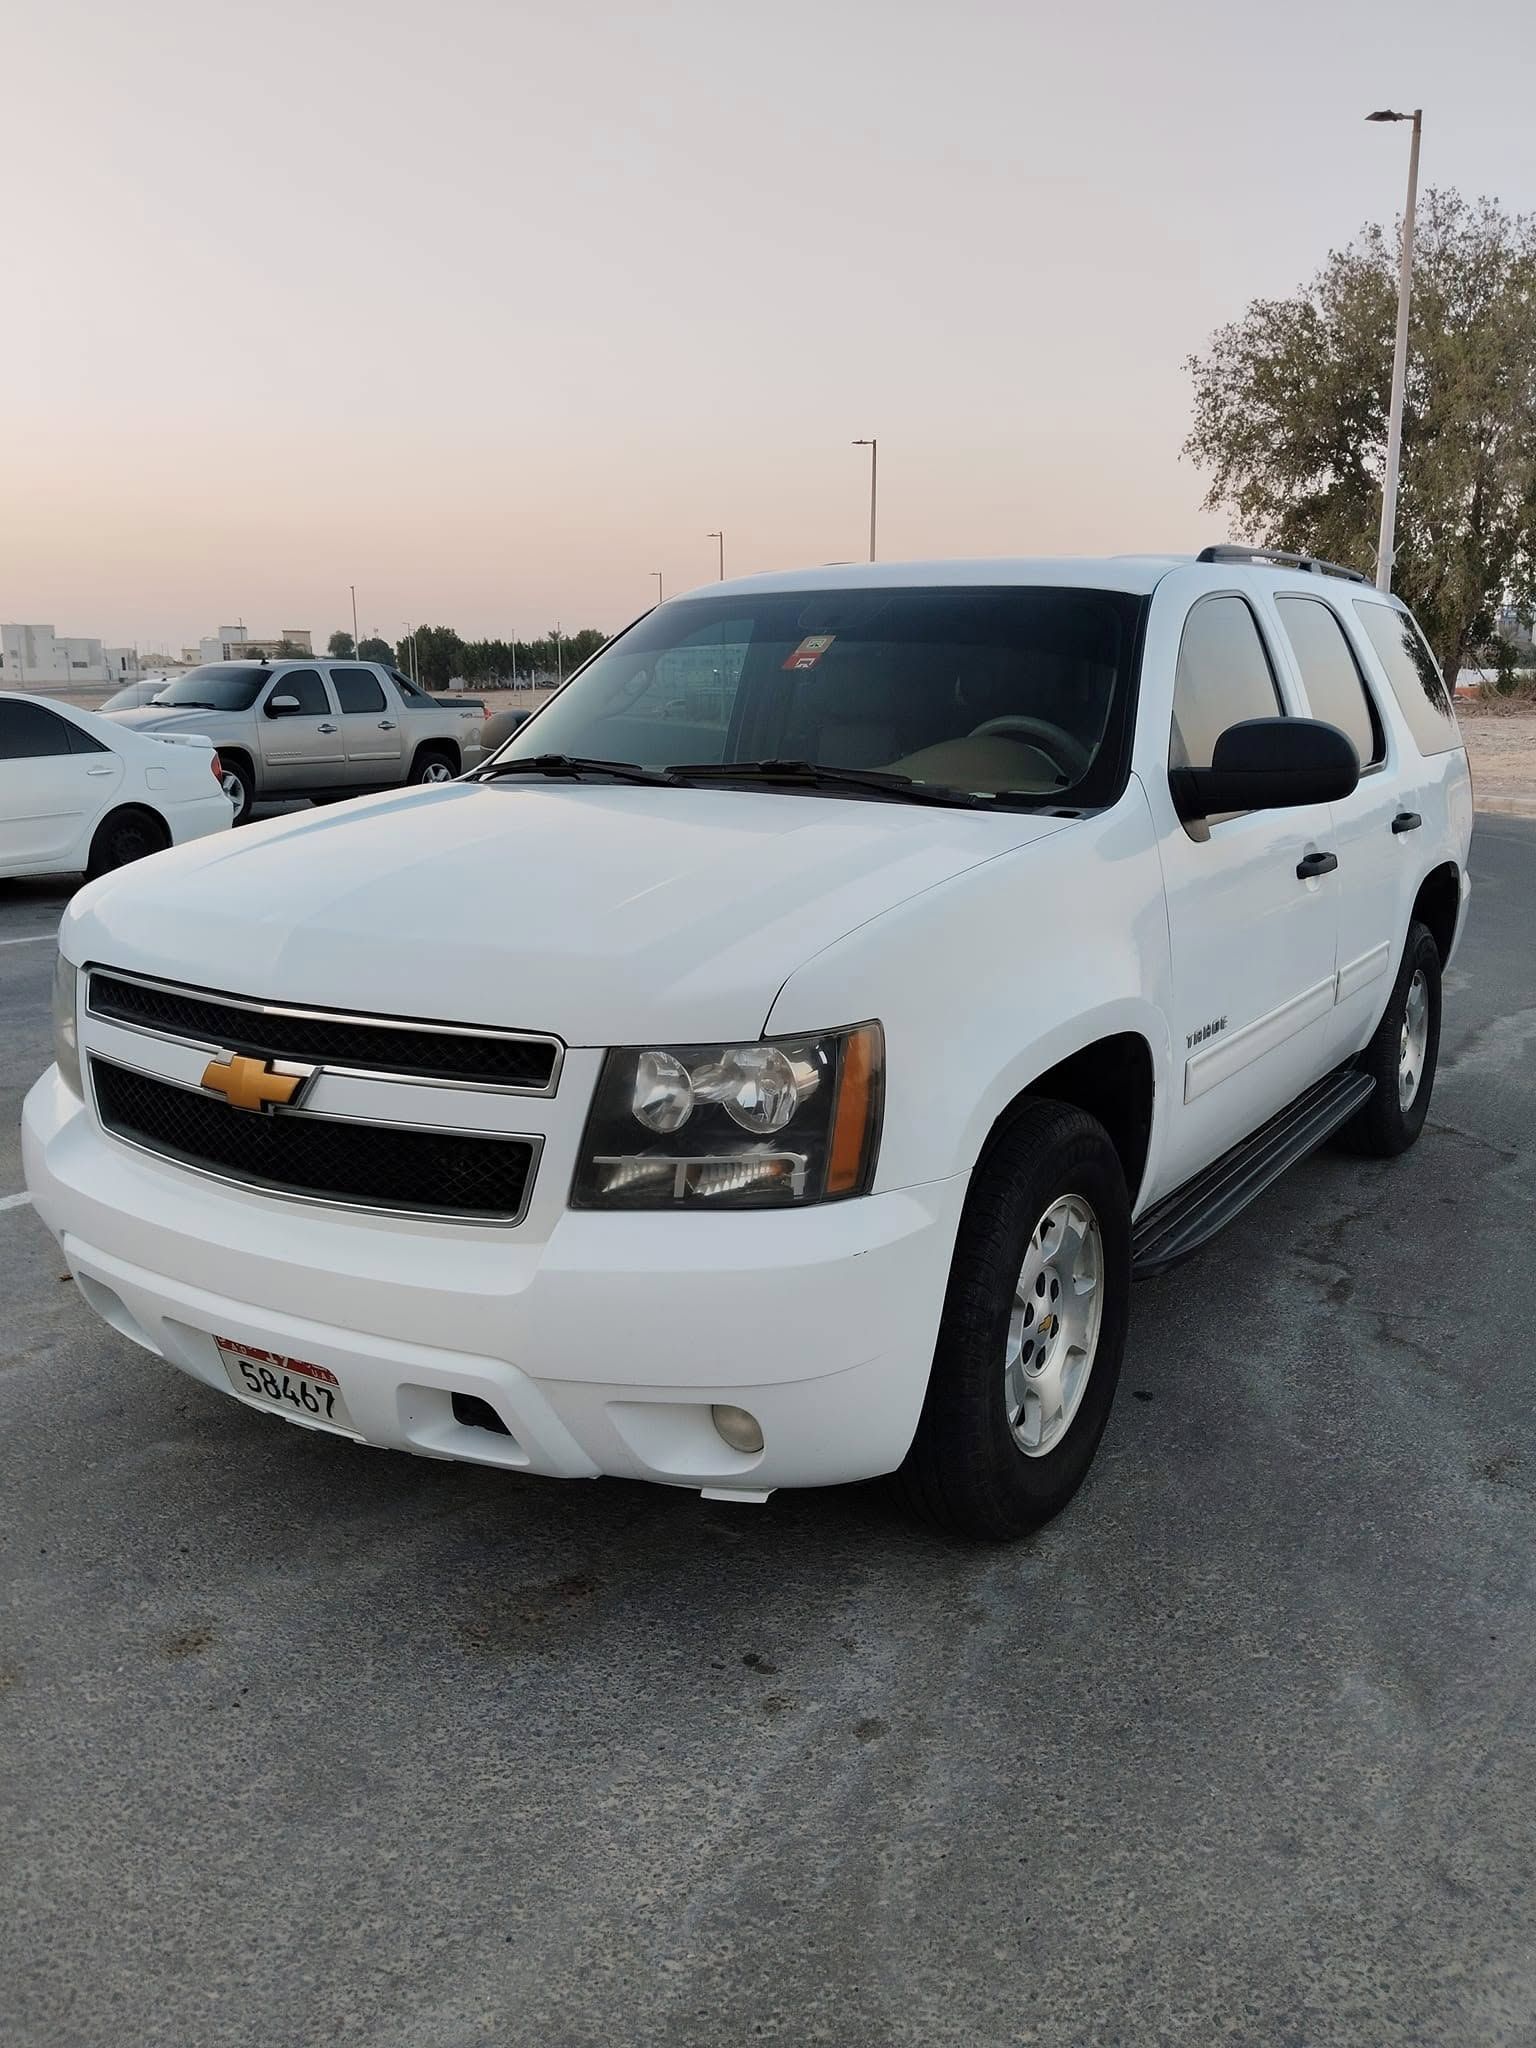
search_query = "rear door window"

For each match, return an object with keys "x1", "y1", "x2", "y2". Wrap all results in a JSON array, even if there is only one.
[
  {"x1": 1353, "y1": 601, "x2": 1462, "y2": 756},
  {"x1": 331, "y1": 668, "x2": 388, "y2": 714},
  {"x1": 1274, "y1": 597, "x2": 1383, "y2": 768}
]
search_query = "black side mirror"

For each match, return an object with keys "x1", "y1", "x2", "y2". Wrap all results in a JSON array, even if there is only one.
[
  {"x1": 265, "y1": 694, "x2": 301, "y2": 719},
  {"x1": 1172, "y1": 716, "x2": 1359, "y2": 821}
]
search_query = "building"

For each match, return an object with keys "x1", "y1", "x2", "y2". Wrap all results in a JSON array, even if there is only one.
[
  {"x1": 198, "y1": 626, "x2": 313, "y2": 663},
  {"x1": 0, "y1": 623, "x2": 138, "y2": 689}
]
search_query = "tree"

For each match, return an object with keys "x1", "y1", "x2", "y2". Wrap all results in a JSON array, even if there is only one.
[
  {"x1": 273, "y1": 639, "x2": 308, "y2": 658},
  {"x1": 327, "y1": 630, "x2": 356, "y2": 658},
  {"x1": 1184, "y1": 190, "x2": 1536, "y2": 682},
  {"x1": 357, "y1": 636, "x2": 393, "y2": 664}
]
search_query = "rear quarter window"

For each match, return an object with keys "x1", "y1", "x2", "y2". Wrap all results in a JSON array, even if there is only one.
[{"x1": 1353, "y1": 601, "x2": 1462, "y2": 757}]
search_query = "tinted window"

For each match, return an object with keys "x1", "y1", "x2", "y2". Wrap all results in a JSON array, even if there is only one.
[
  {"x1": 1354, "y1": 601, "x2": 1462, "y2": 757},
  {"x1": 1274, "y1": 597, "x2": 1381, "y2": 767},
  {"x1": 267, "y1": 670, "x2": 330, "y2": 716},
  {"x1": 1170, "y1": 596, "x2": 1282, "y2": 770},
  {"x1": 491, "y1": 586, "x2": 1146, "y2": 804},
  {"x1": 391, "y1": 670, "x2": 433, "y2": 704},
  {"x1": 65, "y1": 718, "x2": 110, "y2": 755},
  {"x1": 102, "y1": 684, "x2": 149, "y2": 710},
  {"x1": 331, "y1": 667, "x2": 387, "y2": 714},
  {"x1": 151, "y1": 665, "x2": 268, "y2": 711},
  {"x1": 0, "y1": 702, "x2": 75, "y2": 759}
]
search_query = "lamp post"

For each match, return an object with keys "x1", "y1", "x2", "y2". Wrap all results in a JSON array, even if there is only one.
[
  {"x1": 852, "y1": 439, "x2": 877, "y2": 562},
  {"x1": 1366, "y1": 108, "x2": 1422, "y2": 594},
  {"x1": 707, "y1": 531, "x2": 724, "y2": 580},
  {"x1": 349, "y1": 584, "x2": 359, "y2": 656},
  {"x1": 652, "y1": 572, "x2": 664, "y2": 607}
]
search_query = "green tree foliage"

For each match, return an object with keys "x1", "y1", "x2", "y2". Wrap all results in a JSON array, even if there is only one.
[
  {"x1": 326, "y1": 630, "x2": 356, "y2": 658},
  {"x1": 356, "y1": 636, "x2": 393, "y2": 663},
  {"x1": 1184, "y1": 190, "x2": 1536, "y2": 681},
  {"x1": 392, "y1": 626, "x2": 609, "y2": 687},
  {"x1": 273, "y1": 639, "x2": 308, "y2": 658}
]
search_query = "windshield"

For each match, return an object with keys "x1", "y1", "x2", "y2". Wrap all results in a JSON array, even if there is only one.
[
  {"x1": 149, "y1": 664, "x2": 268, "y2": 711},
  {"x1": 489, "y1": 586, "x2": 1145, "y2": 804},
  {"x1": 102, "y1": 683, "x2": 164, "y2": 710}
]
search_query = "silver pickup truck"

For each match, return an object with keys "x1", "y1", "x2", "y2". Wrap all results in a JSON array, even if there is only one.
[{"x1": 105, "y1": 660, "x2": 485, "y2": 823}]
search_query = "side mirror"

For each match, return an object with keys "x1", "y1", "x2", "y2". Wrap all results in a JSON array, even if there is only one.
[
  {"x1": 1172, "y1": 716, "x2": 1358, "y2": 821},
  {"x1": 265, "y1": 694, "x2": 301, "y2": 718}
]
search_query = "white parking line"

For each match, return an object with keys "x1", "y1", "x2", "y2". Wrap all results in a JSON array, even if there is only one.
[
  {"x1": 0, "y1": 1191, "x2": 32, "y2": 1211},
  {"x1": 0, "y1": 933, "x2": 55, "y2": 948}
]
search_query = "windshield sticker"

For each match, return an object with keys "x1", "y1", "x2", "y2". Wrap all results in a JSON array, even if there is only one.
[{"x1": 782, "y1": 634, "x2": 836, "y2": 672}]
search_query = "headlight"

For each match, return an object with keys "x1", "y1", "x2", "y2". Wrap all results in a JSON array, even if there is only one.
[
  {"x1": 572, "y1": 1022, "x2": 883, "y2": 1209},
  {"x1": 52, "y1": 955, "x2": 82, "y2": 1097}
]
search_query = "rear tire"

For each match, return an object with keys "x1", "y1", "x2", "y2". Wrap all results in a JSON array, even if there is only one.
[
  {"x1": 85, "y1": 807, "x2": 169, "y2": 880},
  {"x1": 1337, "y1": 919, "x2": 1442, "y2": 1157},
  {"x1": 900, "y1": 1100, "x2": 1131, "y2": 1541},
  {"x1": 409, "y1": 748, "x2": 457, "y2": 786}
]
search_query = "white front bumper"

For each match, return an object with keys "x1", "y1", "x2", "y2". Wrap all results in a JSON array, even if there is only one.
[{"x1": 23, "y1": 1069, "x2": 967, "y2": 1494}]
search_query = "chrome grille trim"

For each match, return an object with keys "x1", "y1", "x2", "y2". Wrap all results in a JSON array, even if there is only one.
[{"x1": 85, "y1": 966, "x2": 564, "y2": 1097}]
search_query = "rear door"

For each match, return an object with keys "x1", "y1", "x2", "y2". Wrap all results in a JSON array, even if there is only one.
[
  {"x1": 0, "y1": 701, "x2": 122, "y2": 871},
  {"x1": 329, "y1": 665, "x2": 404, "y2": 782},
  {"x1": 256, "y1": 669, "x2": 346, "y2": 789},
  {"x1": 1267, "y1": 592, "x2": 1406, "y2": 1061},
  {"x1": 1145, "y1": 590, "x2": 1343, "y2": 1192}
]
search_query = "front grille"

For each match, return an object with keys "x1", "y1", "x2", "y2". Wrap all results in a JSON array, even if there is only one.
[
  {"x1": 91, "y1": 1058, "x2": 537, "y2": 1222},
  {"x1": 87, "y1": 972, "x2": 559, "y2": 1094}
]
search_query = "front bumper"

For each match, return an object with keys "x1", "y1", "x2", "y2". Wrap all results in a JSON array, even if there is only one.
[{"x1": 23, "y1": 1068, "x2": 967, "y2": 1494}]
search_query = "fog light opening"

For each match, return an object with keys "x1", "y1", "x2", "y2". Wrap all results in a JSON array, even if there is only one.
[{"x1": 711, "y1": 1403, "x2": 764, "y2": 1455}]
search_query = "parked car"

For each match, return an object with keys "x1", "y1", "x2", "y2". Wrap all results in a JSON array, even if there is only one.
[
  {"x1": 479, "y1": 703, "x2": 533, "y2": 752},
  {"x1": 0, "y1": 693, "x2": 230, "y2": 881},
  {"x1": 25, "y1": 551, "x2": 1473, "y2": 1538},
  {"x1": 102, "y1": 659, "x2": 485, "y2": 823},
  {"x1": 100, "y1": 677, "x2": 176, "y2": 711}
]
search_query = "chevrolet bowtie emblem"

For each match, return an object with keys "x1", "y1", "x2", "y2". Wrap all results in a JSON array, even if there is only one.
[{"x1": 200, "y1": 1053, "x2": 305, "y2": 1114}]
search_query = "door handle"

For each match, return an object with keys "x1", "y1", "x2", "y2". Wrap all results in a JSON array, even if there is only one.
[
  {"x1": 1391, "y1": 810, "x2": 1422, "y2": 834},
  {"x1": 1296, "y1": 850, "x2": 1339, "y2": 881},
  {"x1": 86, "y1": 765, "x2": 116, "y2": 776},
  {"x1": 378, "y1": 720, "x2": 396, "y2": 730},
  {"x1": 317, "y1": 722, "x2": 337, "y2": 733}
]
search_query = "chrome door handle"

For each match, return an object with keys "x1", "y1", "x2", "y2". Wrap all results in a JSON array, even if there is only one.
[
  {"x1": 86, "y1": 765, "x2": 115, "y2": 776},
  {"x1": 1296, "y1": 850, "x2": 1339, "y2": 881},
  {"x1": 317, "y1": 723, "x2": 337, "y2": 733},
  {"x1": 1391, "y1": 810, "x2": 1422, "y2": 834},
  {"x1": 378, "y1": 720, "x2": 396, "y2": 730}
]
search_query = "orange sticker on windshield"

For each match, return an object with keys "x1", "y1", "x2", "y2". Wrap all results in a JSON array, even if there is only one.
[{"x1": 782, "y1": 634, "x2": 836, "y2": 671}]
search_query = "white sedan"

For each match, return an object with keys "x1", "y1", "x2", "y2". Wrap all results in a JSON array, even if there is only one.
[{"x1": 0, "y1": 693, "x2": 232, "y2": 882}]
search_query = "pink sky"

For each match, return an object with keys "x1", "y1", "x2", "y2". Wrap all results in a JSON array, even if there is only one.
[{"x1": 4, "y1": 0, "x2": 1533, "y2": 652}]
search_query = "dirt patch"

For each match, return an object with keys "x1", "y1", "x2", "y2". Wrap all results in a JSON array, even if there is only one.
[{"x1": 1457, "y1": 703, "x2": 1536, "y2": 818}]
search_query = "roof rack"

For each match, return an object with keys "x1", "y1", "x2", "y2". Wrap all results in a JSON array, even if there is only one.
[{"x1": 1196, "y1": 545, "x2": 1370, "y2": 585}]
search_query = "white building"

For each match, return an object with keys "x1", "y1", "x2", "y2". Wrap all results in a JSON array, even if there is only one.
[
  {"x1": 0, "y1": 623, "x2": 137, "y2": 688},
  {"x1": 198, "y1": 626, "x2": 313, "y2": 663}
]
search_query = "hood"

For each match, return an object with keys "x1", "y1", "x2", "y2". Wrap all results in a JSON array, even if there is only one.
[
  {"x1": 63, "y1": 780, "x2": 1075, "y2": 1044},
  {"x1": 108, "y1": 705, "x2": 231, "y2": 734}
]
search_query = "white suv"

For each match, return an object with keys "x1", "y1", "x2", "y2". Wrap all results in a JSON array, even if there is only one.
[{"x1": 24, "y1": 551, "x2": 1473, "y2": 1538}]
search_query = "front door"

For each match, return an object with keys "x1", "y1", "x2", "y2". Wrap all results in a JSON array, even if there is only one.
[
  {"x1": 256, "y1": 670, "x2": 346, "y2": 790},
  {"x1": 1148, "y1": 592, "x2": 1343, "y2": 1194},
  {"x1": 328, "y1": 666, "x2": 404, "y2": 783}
]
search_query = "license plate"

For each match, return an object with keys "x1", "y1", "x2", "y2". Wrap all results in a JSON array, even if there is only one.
[{"x1": 216, "y1": 1336, "x2": 358, "y2": 1435}]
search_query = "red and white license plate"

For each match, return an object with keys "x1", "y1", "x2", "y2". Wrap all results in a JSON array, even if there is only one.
[{"x1": 216, "y1": 1336, "x2": 358, "y2": 1435}]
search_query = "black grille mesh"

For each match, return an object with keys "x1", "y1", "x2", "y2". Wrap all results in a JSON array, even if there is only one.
[
  {"x1": 92, "y1": 1059, "x2": 535, "y2": 1220},
  {"x1": 87, "y1": 973, "x2": 557, "y2": 1092}
]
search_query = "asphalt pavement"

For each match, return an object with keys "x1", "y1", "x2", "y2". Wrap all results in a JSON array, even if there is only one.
[{"x1": 2, "y1": 821, "x2": 1534, "y2": 2048}]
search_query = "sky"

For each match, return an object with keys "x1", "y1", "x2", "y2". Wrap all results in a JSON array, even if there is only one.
[{"x1": 3, "y1": 0, "x2": 1534, "y2": 654}]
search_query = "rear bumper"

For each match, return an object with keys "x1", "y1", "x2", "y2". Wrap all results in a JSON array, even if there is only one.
[
  {"x1": 23, "y1": 1068, "x2": 967, "y2": 1494},
  {"x1": 166, "y1": 791, "x2": 234, "y2": 847}
]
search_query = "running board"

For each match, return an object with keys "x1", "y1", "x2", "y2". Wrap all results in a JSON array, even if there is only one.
[{"x1": 1132, "y1": 1068, "x2": 1375, "y2": 1279}]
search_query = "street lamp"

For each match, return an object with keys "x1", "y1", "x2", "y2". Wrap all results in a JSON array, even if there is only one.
[
  {"x1": 1367, "y1": 108, "x2": 1422, "y2": 594},
  {"x1": 652, "y1": 572, "x2": 664, "y2": 606},
  {"x1": 349, "y1": 584, "x2": 359, "y2": 656},
  {"x1": 707, "y1": 531, "x2": 724, "y2": 580},
  {"x1": 852, "y1": 439, "x2": 877, "y2": 562}
]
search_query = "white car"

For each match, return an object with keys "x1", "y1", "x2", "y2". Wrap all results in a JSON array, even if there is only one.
[
  {"x1": 0, "y1": 694, "x2": 231, "y2": 881},
  {"x1": 23, "y1": 553, "x2": 1472, "y2": 1538}
]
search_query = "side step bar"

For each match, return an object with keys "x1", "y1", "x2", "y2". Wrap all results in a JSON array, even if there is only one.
[{"x1": 1132, "y1": 1068, "x2": 1375, "y2": 1279}]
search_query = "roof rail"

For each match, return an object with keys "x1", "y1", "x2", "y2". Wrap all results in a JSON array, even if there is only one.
[{"x1": 1196, "y1": 544, "x2": 1370, "y2": 585}]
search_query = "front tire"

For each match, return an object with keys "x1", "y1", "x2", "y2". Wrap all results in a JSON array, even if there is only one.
[
  {"x1": 220, "y1": 755, "x2": 254, "y2": 825},
  {"x1": 900, "y1": 1100, "x2": 1131, "y2": 1541},
  {"x1": 1337, "y1": 919, "x2": 1442, "y2": 1157}
]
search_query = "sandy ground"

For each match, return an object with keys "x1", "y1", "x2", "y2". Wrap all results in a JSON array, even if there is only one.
[{"x1": 1457, "y1": 704, "x2": 1536, "y2": 818}]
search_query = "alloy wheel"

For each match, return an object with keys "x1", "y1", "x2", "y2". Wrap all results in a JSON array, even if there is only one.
[{"x1": 1004, "y1": 1194, "x2": 1104, "y2": 1457}]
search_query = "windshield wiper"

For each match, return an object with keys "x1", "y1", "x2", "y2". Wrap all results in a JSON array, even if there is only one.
[
  {"x1": 474, "y1": 753, "x2": 679, "y2": 787},
  {"x1": 666, "y1": 758, "x2": 988, "y2": 808}
]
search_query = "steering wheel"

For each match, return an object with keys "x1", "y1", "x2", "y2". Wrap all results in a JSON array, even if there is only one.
[{"x1": 966, "y1": 716, "x2": 1092, "y2": 783}]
